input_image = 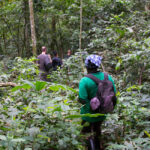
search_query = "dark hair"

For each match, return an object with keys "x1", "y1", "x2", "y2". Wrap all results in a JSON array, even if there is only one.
[
  {"x1": 53, "y1": 51, "x2": 58, "y2": 57},
  {"x1": 86, "y1": 60, "x2": 98, "y2": 69}
]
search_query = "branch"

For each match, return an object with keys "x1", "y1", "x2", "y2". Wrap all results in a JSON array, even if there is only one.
[{"x1": 0, "y1": 82, "x2": 17, "y2": 87}]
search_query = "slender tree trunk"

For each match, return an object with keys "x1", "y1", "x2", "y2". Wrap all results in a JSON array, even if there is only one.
[
  {"x1": 79, "y1": 0, "x2": 82, "y2": 50},
  {"x1": 79, "y1": 0, "x2": 85, "y2": 74},
  {"x1": 2, "y1": 31, "x2": 6, "y2": 55},
  {"x1": 58, "y1": 19, "x2": 63, "y2": 58},
  {"x1": 51, "y1": 16, "x2": 57, "y2": 51},
  {"x1": 145, "y1": 4, "x2": 150, "y2": 13},
  {"x1": 59, "y1": 33, "x2": 64, "y2": 58},
  {"x1": 60, "y1": 46, "x2": 63, "y2": 59},
  {"x1": 17, "y1": 16, "x2": 22, "y2": 57},
  {"x1": 29, "y1": 0, "x2": 37, "y2": 56},
  {"x1": 0, "y1": 35, "x2": 3, "y2": 54},
  {"x1": 23, "y1": 0, "x2": 30, "y2": 57}
]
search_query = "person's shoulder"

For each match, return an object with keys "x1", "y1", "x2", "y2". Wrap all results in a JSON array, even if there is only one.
[
  {"x1": 37, "y1": 54, "x2": 42, "y2": 58},
  {"x1": 52, "y1": 57, "x2": 56, "y2": 60},
  {"x1": 43, "y1": 54, "x2": 48, "y2": 57},
  {"x1": 80, "y1": 76, "x2": 88, "y2": 80},
  {"x1": 102, "y1": 72, "x2": 110, "y2": 76},
  {"x1": 98, "y1": 72, "x2": 112, "y2": 80},
  {"x1": 38, "y1": 54, "x2": 46, "y2": 58},
  {"x1": 98, "y1": 72, "x2": 104, "y2": 75},
  {"x1": 103, "y1": 72, "x2": 114, "y2": 81},
  {"x1": 79, "y1": 76, "x2": 92, "y2": 84},
  {"x1": 54, "y1": 57, "x2": 62, "y2": 62},
  {"x1": 58, "y1": 57, "x2": 62, "y2": 61}
]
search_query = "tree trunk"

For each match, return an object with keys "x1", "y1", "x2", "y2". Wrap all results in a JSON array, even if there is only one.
[
  {"x1": 17, "y1": 16, "x2": 22, "y2": 57},
  {"x1": 0, "y1": 36, "x2": 3, "y2": 54},
  {"x1": 2, "y1": 31, "x2": 6, "y2": 55},
  {"x1": 79, "y1": 0, "x2": 83, "y2": 50},
  {"x1": 145, "y1": 4, "x2": 150, "y2": 13},
  {"x1": 79, "y1": 0, "x2": 85, "y2": 74},
  {"x1": 51, "y1": 16, "x2": 57, "y2": 51},
  {"x1": 58, "y1": 19, "x2": 64, "y2": 58},
  {"x1": 23, "y1": 0, "x2": 30, "y2": 57},
  {"x1": 29, "y1": 0, "x2": 37, "y2": 56}
]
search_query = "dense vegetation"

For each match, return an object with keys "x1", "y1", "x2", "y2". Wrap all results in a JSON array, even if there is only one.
[{"x1": 0, "y1": 0, "x2": 150, "y2": 150}]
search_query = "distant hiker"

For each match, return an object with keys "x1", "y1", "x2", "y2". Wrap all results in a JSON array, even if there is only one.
[
  {"x1": 37, "y1": 46, "x2": 52, "y2": 81},
  {"x1": 78, "y1": 55, "x2": 117, "y2": 150},
  {"x1": 65, "y1": 49, "x2": 71, "y2": 59},
  {"x1": 52, "y1": 51, "x2": 62, "y2": 71}
]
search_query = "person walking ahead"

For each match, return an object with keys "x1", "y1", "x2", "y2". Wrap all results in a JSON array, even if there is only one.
[
  {"x1": 79, "y1": 55, "x2": 116, "y2": 150},
  {"x1": 52, "y1": 51, "x2": 62, "y2": 71},
  {"x1": 64, "y1": 49, "x2": 71, "y2": 59},
  {"x1": 37, "y1": 46, "x2": 52, "y2": 81}
]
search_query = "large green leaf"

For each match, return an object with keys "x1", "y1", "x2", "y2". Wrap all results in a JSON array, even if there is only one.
[
  {"x1": 12, "y1": 84, "x2": 32, "y2": 92},
  {"x1": 34, "y1": 81, "x2": 47, "y2": 91}
]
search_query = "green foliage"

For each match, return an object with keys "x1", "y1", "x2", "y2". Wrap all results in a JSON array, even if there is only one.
[
  {"x1": 0, "y1": 0, "x2": 150, "y2": 149},
  {"x1": 0, "y1": 76, "x2": 83, "y2": 149},
  {"x1": 1, "y1": 53, "x2": 150, "y2": 150},
  {"x1": 104, "y1": 87, "x2": 150, "y2": 149}
]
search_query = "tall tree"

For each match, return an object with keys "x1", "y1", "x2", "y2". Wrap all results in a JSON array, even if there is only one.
[
  {"x1": 51, "y1": 16, "x2": 57, "y2": 51},
  {"x1": 29, "y1": 0, "x2": 37, "y2": 56},
  {"x1": 79, "y1": 0, "x2": 82, "y2": 50},
  {"x1": 79, "y1": 0, "x2": 85, "y2": 73},
  {"x1": 23, "y1": 0, "x2": 30, "y2": 57}
]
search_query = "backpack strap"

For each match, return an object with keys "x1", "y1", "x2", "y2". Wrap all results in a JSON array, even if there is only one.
[
  {"x1": 85, "y1": 74, "x2": 101, "y2": 85},
  {"x1": 104, "y1": 72, "x2": 109, "y2": 80}
]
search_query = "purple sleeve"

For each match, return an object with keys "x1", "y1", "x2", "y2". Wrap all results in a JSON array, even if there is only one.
[{"x1": 44, "y1": 55, "x2": 50, "y2": 65}]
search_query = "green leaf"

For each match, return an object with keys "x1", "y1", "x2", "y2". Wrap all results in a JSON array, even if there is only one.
[
  {"x1": 49, "y1": 84, "x2": 66, "y2": 92},
  {"x1": 22, "y1": 80, "x2": 35, "y2": 88},
  {"x1": 66, "y1": 113, "x2": 105, "y2": 119},
  {"x1": 24, "y1": 148, "x2": 32, "y2": 150},
  {"x1": 126, "y1": 85, "x2": 142, "y2": 92},
  {"x1": 34, "y1": 81, "x2": 47, "y2": 91},
  {"x1": 52, "y1": 106, "x2": 62, "y2": 112},
  {"x1": 49, "y1": 84, "x2": 77, "y2": 93},
  {"x1": 144, "y1": 130, "x2": 150, "y2": 138},
  {"x1": 67, "y1": 87, "x2": 78, "y2": 93},
  {"x1": 0, "y1": 135, "x2": 7, "y2": 141},
  {"x1": 12, "y1": 138, "x2": 26, "y2": 142},
  {"x1": 12, "y1": 84, "x2": 32, "y2": 92},
  {"x1": 23, "y1": 106, "x2": 36, "y2": 113},
  {"x1": 115, "y1": 59, "x2": 122, "y2": 71},
  {"x1": 58, "y1": 139, "x2": 64, "y2": 146}
]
